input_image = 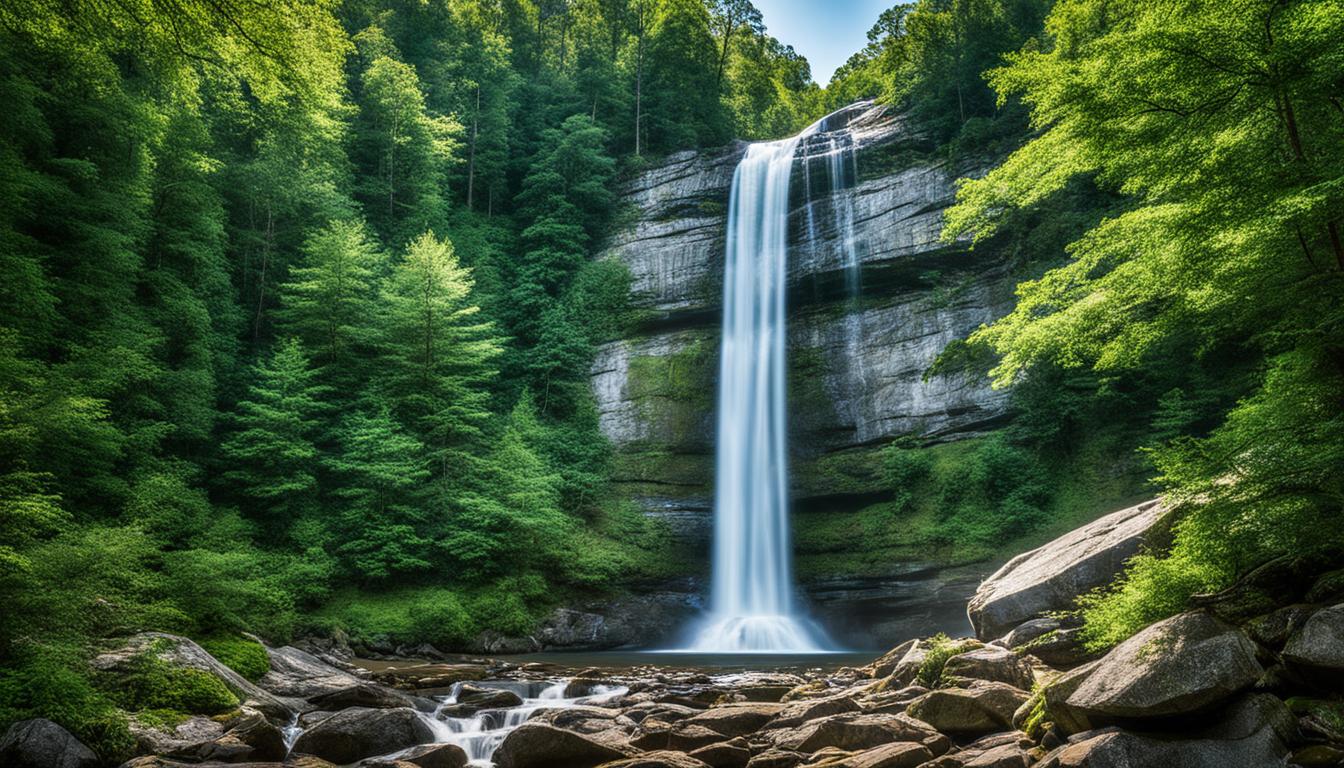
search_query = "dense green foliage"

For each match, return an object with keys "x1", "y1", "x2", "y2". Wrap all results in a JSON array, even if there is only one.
[
  {"x1": 0, "y1": 0, "x2": 828, "y2": 756},
  {"x1": 942, "y1": 0, "x2": 1344, "y2": 646}
]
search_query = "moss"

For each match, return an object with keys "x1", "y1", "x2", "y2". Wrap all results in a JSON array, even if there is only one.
[
  {"x1": 793, "y1": 444, "x2": 888, "y2": 499},
  {"x1": 199, "y1": 634, "x2": 270, "y2": 682},
  {"x1": 625, "y1": 338, "x2": 717, "y2": 447},
  {"x1": 106, "y1": 651, "x2": 239, "y2": 716},
  {"x1": 1021, "y1": 684, "x2": 1049, "y2": 741},
  {"x1": 916, "y1": 634, "x2": 981, "y2": 688},
  {"x1": 135, "y1": 708, "x2": 191, "y2": 730},
  {"x1": 0, "y1": 648, "x2": 137, "y2": 764}
]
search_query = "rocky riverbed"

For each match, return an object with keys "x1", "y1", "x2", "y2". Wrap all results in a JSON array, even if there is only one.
[{"x1": 4, "y1": 499, "x2": 1342, "y2": 768}]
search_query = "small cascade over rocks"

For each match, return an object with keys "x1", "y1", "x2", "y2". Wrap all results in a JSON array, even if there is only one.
[
  {"x1": 682, "y1": 104, "x2": 874, "y2": 654},
  {"x1": 419, "y1": 679, "x2": 627, "y2": 766}
]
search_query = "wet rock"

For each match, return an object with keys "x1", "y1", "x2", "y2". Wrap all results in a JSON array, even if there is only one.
[
  {"x1": 967, "y1": 499, "x2": 1171, "y2": 640},
  {"x1": 493, "y1": 722, "x2": 633, "y2": 768},
  {"x1": 120, "y1": 758, "x2": 337, "y2": 768},
  {"x1": 684, "y1": 702, "x2": 786, "y2": 737},
  {"x1": 1066, "y1": 611, "x2": 1262, "y2": 720},
  {"x1": 1244, "y1": 604, "x2": 1318, "y2": 648},
  {"x1": 308, "y1": 682, "x2": 429, "y2": 711},
  {"x1": 905, "y1": 681, "x2": 1029, "y2": 736},
  {"x1": 290, "y1": 707, "x2": 433, "y2": 764},
  {"x1": 1283, "y1": 603, "x2": 1344, "y2": 674},
  {"x1": 372, "y1": 663, "x2": 489, "y2": 690},
  {"x1": 261, "y1": 646, "x2": 365, "y2": 698},
  {"x1": 439, "y1": 684, "x2": 524, "y2": 715},
  {"x1": 1037, "y1": 694, "x2": 1294, "y2": 768},
  {"x1": 941, "y1": 646, "x2": 1034, "y2": 689},
  {"x1": 687, "y1": 737, "x2": 752, "y2": 768},
  {"x1": 94, "y1": 633, "x2": 291, "y2": 719},
  {"x1": 772, "y1": 712, "x2": 948, "y2": 755},
  {"x1": 1291, "y1": 744, "x2": 1344, "y2": 767},
  {"x1": 358, "y1": 743, "x2": 469, "y2": 768},
  {"x1": 0, "y1": 719, "x2": 98, "y2": 768}
]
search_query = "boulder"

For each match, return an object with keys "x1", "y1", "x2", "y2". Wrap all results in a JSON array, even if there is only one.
[
  {"x1": 120, "y1": 758, "x2": 336, "y2": 768},
  {"x1": 942, "y1": 646, "x2": 1034, "y2": 689},
  {"x1": 358, "y1": 743, "x2": 469, "y2": 768},
  {"x1": 290, "y1": 707, "x2": 433, "y2": 764},
  {"x1": 687, "y1": 737, "x2": 752, "y2": 768},
  {"x1": 440, "y1": 684, "x2": 524, "y2": 715},
  {"x1": 1283, "y1": 603, "x2": 1344, "y2": 673},
  {"x1": 905, "y1": 681, "x2": 1029, "y2": 735},
  {"x1": 993, "y1": 617, "x2": 1061, "y2": 650},
  {"x1": 129, "y1": 715, "x2": 226, "y2": 757},
  {"x1": 631, "y1": 724, "x2": 723, "y2": 751},
  {"x1": 493, "y1": 722, "x2": 632, "y2": 768},
  {"x1": 308, "y1": 683, "x2": 430, "y2": 711},
  {"x1": 766, "y1": 695, "x2": 861, "y2": 729},
  {"x1": 1015, "y1": 627, "x2": 1096, "y2": 668},
  {"x1": 683, "y1": 702, "x2": 785, "y2": 737},
  {"x1": 1037, "y1": 694, "x2": 1294, "y2": 768},
  {"x1": 1066, "y1": 611, "x2": 1262, "y2": 720},
  {"x1": 863, "y1": 640, "x2": 918, "y2": 679},
  {"x1": 0, "y1": 719, "x2": 98, "y2": 768},
  {"x1": 260, "y1": 646, "x2": 365, "y2": 699},
  {"x1": 94, "y1": 633, "x2": 292, "y2": 719},
  {"x1": 772, "y1": 712, "x2": 948, "y2": 755},
  {"x1": 968, "y1": 499, "x2": 1170, "y2": 640},
  {"x1": 1041, "y1": 661, "x2": 1099, "y2": 736},
  {"x1": 168, "y1": 710, "x2": 286, "y2": 763},
  {"x1": 594, "y1": 751, "x2": 712, "y2": 768}
]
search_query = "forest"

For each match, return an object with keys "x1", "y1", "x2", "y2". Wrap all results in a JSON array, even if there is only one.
[{"x1": 1, "y1": 0, "x2": 1341, "y2": 764}]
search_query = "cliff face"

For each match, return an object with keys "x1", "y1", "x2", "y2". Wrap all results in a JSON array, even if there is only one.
[{"x1": 592, "y1": 104, "x2": 1014, "y2": 542}]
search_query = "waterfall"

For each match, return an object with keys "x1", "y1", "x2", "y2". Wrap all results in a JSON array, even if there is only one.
[{"x1": 686, "y1": 113, "x2": 858, "y2": 654}]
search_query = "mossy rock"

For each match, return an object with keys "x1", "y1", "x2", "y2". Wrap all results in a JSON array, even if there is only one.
[{"x1": 198, "y1": 635, "x2": 270, "y2": 682}]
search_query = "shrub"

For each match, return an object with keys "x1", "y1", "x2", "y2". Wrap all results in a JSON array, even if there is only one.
[
  {"x1": 199, "y1": 635, "x2": 270, "y2": 682},
  {"x1": 0, "y1": 647, "x2": 136, "y2": 763},
  {"x1": 916, "y1": 634, "x2": 979, "y2": 688}
]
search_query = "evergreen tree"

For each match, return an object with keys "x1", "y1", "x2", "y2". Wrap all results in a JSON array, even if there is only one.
[
  {"x1": 218, "y1": 340, "x2": 325, "y2": 535},
  {"x1": 277, "y1": 219, "x2": 385, "y2": 389},
  {"x1": 326, "y1": 408, "x2": 433, "y2": 581},
  {"x1": 380, "y1": 232, "x2": 501, "y2": 481}
]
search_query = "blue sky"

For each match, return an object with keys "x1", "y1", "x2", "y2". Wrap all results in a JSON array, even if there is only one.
[{"x1": 753, "y1": 0, "x2": 894, "y2": 84}]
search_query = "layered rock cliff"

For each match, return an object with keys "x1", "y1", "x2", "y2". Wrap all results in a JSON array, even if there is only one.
[{"x1": 589, "y1": 103, "x2": 1020, "y2": 646}]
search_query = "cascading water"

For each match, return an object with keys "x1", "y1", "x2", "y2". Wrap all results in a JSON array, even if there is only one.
[
  {"x1": 416, "y1": 680, "x2": 627, "y2": 766},
  {"x1": 684, "y1": 109, "x2": 871, "y2": 653}
]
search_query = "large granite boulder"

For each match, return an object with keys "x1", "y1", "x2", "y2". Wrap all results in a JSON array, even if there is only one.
[
  {"x1": 905, "y1": 681, "x2": 1030, "y2": 735},
  {"x1": 595, "y1": 752, "x2": 713, "y2": 768},
  {"x1": 166, "y1": 709, "x2": 286, "y2": 763},
  {"x1": 808, "y1": 741, "x2": 934, "y2": 768},
  {"x1": 259, "y1": 646, "x2": 364, "y2": 699},
  {"x1": 942, "y1": 646, "x2": 1035, "y2": 689},
  {"x1": 0, "y1": 719, "x2": 98, "y2": 768},
  {"x1": 1037, "y1": 694, "x2": 1294, "y2": 768},
  {"x1": 968, "y1": 499, "x2": 1171, "y2": 640},
  {"x1": 1066, "y1": 611, "x2": 1262, "y2": 720},
  {"x1": 358, "y1": 742, "x2": 469, "y2": 768},
  {"x1": 290, "y1": 707, "x2": 433, "y2": 764},
  {"x1": 493, "y1": 722, "x2": 632, "y2": 768},
  {"x1": 1283, "y1": 603, "x2": 1344, "y2": 673}
]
